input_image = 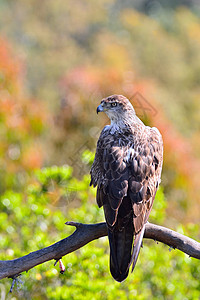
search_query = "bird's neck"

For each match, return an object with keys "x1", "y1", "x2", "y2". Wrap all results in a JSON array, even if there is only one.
[{"x1": 109, "y1": 114, "x2": 144, "y2": 134}]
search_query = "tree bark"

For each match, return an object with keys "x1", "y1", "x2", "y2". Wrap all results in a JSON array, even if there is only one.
[{"x1": 0, "y1": 222, "x2": 199, "y2": 280}]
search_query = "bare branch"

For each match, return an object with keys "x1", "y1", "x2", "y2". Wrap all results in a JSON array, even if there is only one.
[{"x1": 0, "y1": 222, "x2": 199, "y2": 280}]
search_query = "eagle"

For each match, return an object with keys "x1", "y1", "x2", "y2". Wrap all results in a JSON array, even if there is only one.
[{"x1": 90, "y1": 95, "x2": 163, "y2": 282}]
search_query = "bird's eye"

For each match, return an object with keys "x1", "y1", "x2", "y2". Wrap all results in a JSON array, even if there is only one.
[{"x1": 111, "y1": 102, "x2": 117, "y2": 107}]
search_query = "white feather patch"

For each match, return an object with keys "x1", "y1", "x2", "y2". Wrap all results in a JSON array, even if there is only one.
[{"x1": 124, "y1": 148, "x2": 137, "y2": 162}]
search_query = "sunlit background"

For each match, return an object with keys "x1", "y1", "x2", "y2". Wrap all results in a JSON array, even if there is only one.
[{"x1": 0, "y1": 1, "x2": 199, "y2": 299}]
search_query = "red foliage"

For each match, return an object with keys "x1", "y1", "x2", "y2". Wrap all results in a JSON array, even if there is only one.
[{"x1": 0, "y1": 37, "x2": 47, "y2": 190}]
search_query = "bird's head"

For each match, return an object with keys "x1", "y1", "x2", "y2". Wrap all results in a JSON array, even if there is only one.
[{"x1": 97, "y1": 95, "x2": 135, "y2": 123}]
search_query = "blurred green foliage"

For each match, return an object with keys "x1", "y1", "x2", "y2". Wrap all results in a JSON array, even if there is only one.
[
  {"x1": 0, "y1": 166, "x2": 199, "y2": 299},
  {"x1": 0, "y1": 1, "x2": 200, "y2": 221}
]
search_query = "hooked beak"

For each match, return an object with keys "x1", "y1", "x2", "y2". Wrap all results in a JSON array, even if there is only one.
[{"x1": 96, "y1": 104, "x2": 104, "y2": 114}]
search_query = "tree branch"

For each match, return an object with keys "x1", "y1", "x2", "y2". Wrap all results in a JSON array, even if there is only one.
[{"x1": 0, "y1": 222, "x2": 199, "y2": 280}]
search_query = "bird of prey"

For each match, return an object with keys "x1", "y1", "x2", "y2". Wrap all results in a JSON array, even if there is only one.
[{"x1": 90, "y1": 95, "x2": 163, "y2": 282}]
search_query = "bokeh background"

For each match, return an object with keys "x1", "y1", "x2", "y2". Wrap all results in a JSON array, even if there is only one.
[{"x1": 0, "y1": 0, "x2": 200, "y2": 299}]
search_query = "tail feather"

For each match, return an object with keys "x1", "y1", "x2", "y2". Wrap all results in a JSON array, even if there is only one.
[
  {"x1": 108, "y1": 218, "x2": 134, "y2": 282},
  {"x1": 129, "y1": 225, "x2": 145, "y2": 272},
  {"x1": 105, "y1": 195, "x2": 145, "y2": 282},
  {"x1": 108, "y1": 223, "x2": 145, "y2": 282}
]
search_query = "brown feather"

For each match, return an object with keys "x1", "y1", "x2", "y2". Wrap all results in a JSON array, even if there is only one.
[{"x1": 90, "y1": 94, "x2": 163, "y2": 282}]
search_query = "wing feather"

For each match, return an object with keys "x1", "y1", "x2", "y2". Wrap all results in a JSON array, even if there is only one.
[{"x1": 90, "y1": 124, "x2": 163, "y2": 281}]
